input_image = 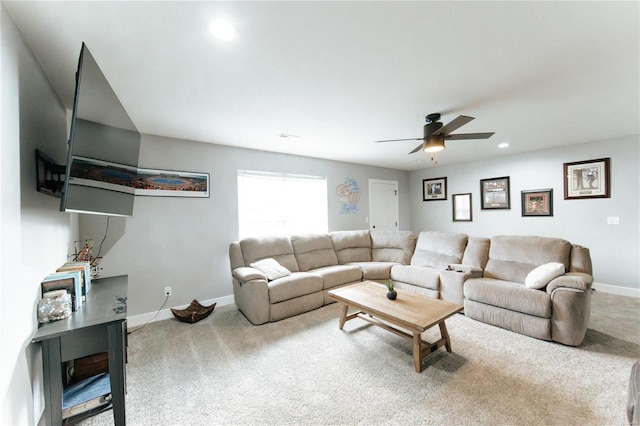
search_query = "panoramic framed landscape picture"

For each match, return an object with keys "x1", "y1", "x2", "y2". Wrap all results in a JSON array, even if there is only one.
[
  {"x1": 69, "y1": 156, "x2": 210, "y2": 198},
  {"x1": 423, "y1": 177, "x2": 447, "y2": 201},
  {"x1": 480, "y1": 176, "x2": 510, "y2": 209},
  {"x1": 563, "y1": 157, "x2": 610, "y2": 199}
]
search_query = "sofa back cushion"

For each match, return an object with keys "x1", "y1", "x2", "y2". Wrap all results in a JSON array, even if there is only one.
[
  {"x1": 462, "y1": 237, "x2": 490, "y2": 269},
  {"x1": 229, "y1": 242, "x2": 245, "y2": 270},
  {"x1": 329, "y1": 230, "x2": 372, "y2": 264},
  {"x1": 291, "y1": 233, "x2": 339, "y2": 272},
  {"x1": 410, "y1": 231, "x2": 468, "y2": 269},
  {"x1": 570, "y1": 244, "x2": 593, "y2": 275},
  {"x1": 370, "y1": 230, "x2": 417, "y2": 264},
  {"x1": 239, "y1": 236, "x2": 300, "y2": 272},
  {"x1": 484, "y1": 235, "x2": 572, "y2": 283}
]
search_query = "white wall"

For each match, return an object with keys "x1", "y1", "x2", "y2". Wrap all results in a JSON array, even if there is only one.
[
  {"x1": 409, "y1": 135, "x2": 640, "y2": 294},
  {"x1": 1, "y1": 5, "x2": 76, "y2": 425},
  {"x1": 80, "y1": 134, "x2": 410, "y2": 317}
]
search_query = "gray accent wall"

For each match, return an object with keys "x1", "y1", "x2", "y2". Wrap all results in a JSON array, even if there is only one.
[
  {"x1": 81, "y1": 134, "x2": 410, "y2": 316},
  {"x1": 1, "y1": 5, "x2": 76, "y2": 425},
  {"x1": 409, "y1": 135, "x2": 639, "y2": 292}
]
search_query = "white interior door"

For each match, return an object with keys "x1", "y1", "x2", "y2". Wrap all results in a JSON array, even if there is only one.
[{"x1": 368, "y1": 179, "x2": 399, "y2": 231}]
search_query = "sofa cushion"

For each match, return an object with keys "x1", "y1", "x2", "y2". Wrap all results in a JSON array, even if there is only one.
[
  {"x1": 371, "y1": 230, "x2": 416, "y2": 264},
  {"x1": 484, "y1": 236, "x2": 572, "y2": 283},
  {"x1": 390, "y1": 265, "x2": 440, "y2": 291},
  {"x1": 249, "y1": 258, "x2": 291, "y2": 281},
  {"x1": 240, "y1": 236, "x2": 299, "y2": 272},
  {"x1": 525, "y1": 262, "x2": 565, "y2": 289},
  {"x1": 268, "y1": 272, "x2": 323, "y2": 304},
  {"x1": 229, "y1": 241, "x2": 245, "y2": 270},
  {"x1": 570, "y1": 244, "x2": 593, "y2": 275},
  {"x1": 464, "y1": 299, "x2": 552, "y2": 341},
  {"x1": 461, "y1": 237, "x2": 490, "y2": 269},
  {"x1": 308, "y1": 264, "x2": 363, "y2": 289},
  {"x1": 410, "y1": 231, "x2": 468, "y2": 269},
  {"x1": 348, "y1": 261, "x2": 397, "y2": 280},
  {"x1": 291, "y1": 234, "x2": 339, "y2": 272},
  {"x1": 464, "y1": 278, "x2": 552, "y2": 318},
  {"x1": 329, "y1": 230, "x2": 372, "y2": 263}
]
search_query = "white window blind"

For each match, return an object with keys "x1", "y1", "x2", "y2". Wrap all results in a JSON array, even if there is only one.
[{"x1": 237, "y1": 170, "x2": 328, "y2": 239}]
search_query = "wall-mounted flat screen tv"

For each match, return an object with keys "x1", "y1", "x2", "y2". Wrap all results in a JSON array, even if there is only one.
[{"x1": 60, "y1": 43, "x2": 141, "y2": 217}]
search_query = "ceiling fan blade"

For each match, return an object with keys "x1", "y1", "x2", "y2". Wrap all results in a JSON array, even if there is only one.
[
  {"x1": 432, "y1": 115, "x2": 474, "y2": 136},
  {"x1": 445, "y1": 132, "x2": 495, "y2": 140},
  {"x1": 374, "y1": 137, "x2": 423, "y2": 143},
  {"x1": 409, "y1": 142, "x2": 424, "y2": 154}
]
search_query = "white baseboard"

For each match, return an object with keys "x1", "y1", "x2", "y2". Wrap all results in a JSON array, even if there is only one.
[
  {"x1": 592, "y1": 282, "x2": 640, "y2": 298},
  {"x1": 126, "y1": 294, "x2": 236, "y2": 329}
]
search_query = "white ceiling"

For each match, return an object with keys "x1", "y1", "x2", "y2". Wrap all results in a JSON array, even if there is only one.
[{"x1": 4, "y1": 1, "x2": 639, "y2": 171}]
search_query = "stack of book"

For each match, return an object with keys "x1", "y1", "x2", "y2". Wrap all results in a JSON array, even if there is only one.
[
  {"x1": 56, "y1": 262, "x2": 92, "y2": 298},
  {"x1": 40, "y1": 261, "x2": 91, "y2": 312},
  {"x1": 62, "y1": 372, "x2": 112, "y2": 419}
]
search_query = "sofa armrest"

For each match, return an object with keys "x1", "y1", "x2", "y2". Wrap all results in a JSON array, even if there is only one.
[
  {"x1": 232, "y1": 269, "x2": 270, "y2": 325},
  {"x1": 547, "y1": 272, "x2": 593, "y2": 346},
  {"x1": 233, "y1": 267, "x2": 267, "y2": 283},
  {"x1": 447, "y1": 264, "x2": 483, "y2": 274},
  {"x1": 440, "y1": 267, "x2": 483, "y2": 305},
  {"x1": 546, "y1": 272, "x2": 593, "y2": 294}
]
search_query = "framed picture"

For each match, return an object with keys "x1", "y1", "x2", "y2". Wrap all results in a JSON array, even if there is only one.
[
  {"x1": 452, "y1": 193, "x2": 472, "y2": 221},
  {"x1": 480, "y1": 176, "x2": 510, "y2": 209},
  {"x1": 563, "y1": 158, "x2": 610, "y2": 199},
  {"x1": 135, "y1": 167, "x2": 210, "y2": 198},
  {"x1": 69, "y1": 156, "x2": 210, "y2": 198},
  {"x1": 423, "y1": 177, "x2": 447, "y2": 201},
  {"x1": 521, "y1": 189, "x2": 553, "y2": 217}
]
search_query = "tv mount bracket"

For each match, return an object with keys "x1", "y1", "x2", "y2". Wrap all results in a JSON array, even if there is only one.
[{"x1": 35, "y1": 149, "x2": 66, "y2": 198}]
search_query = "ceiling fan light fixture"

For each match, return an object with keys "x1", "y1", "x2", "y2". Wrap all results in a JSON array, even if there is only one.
[{"x1": 423, "y1": 136, "x2": 445, "y2": 153}]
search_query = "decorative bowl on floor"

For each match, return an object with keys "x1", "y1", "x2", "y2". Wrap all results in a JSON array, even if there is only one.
[{"x1": 171, "y1": 300, "x2": 216, "y2": 324}]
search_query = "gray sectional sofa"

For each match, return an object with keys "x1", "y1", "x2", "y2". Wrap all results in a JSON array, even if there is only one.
[{"x1": 229, "y1": 230, "x2": 594, "y2": 346}]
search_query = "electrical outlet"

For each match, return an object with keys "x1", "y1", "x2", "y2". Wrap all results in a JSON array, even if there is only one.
[
  {"x1": 164, "y1": 286, "x2": 172, "y2": 297},
  {"x1": 606, "y1": 216, "x2": 620, "y2": 225}
]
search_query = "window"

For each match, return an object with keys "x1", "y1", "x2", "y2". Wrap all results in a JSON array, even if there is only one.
[{"x1": 237, "y1": 170, "x2": 328, "y2": 239}]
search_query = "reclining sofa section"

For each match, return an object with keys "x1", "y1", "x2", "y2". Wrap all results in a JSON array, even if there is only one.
[
  {"x1": 229, "y1": 231, "x2": 593, "y2": 346},
  {"x1": 228, "y1": 231, "x2": 416, "y2": 325}
]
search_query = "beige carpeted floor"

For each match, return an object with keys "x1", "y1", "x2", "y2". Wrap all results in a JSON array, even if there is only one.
[{"x1": 79, "y1": 290, "x2": 639, "y2": 426}]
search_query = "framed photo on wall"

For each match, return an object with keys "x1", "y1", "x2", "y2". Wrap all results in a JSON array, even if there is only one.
[
  {"x1": 423, "y1": 177, "x2": 447, "y2": 201},
  {"x1": 521, "y1": 189, "x2": 553, "y2": 217},
  {"x1": 452, "y1": 193, "x2": 472, "y2": 221},
  {"x1": 480, "y1": 176, "x2": 510, "y2": 209},
  {"x1": 563, "y1": 158, "x2": 610, "y2": 199}
]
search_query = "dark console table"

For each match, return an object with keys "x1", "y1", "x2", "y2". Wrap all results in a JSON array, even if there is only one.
[{"x1": 32, "y1": 275, "x2": 128, "y2": 425}]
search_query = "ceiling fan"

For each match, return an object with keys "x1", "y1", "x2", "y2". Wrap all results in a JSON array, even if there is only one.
[{"x1": 375, "y1": 113, "x2": 494, "y2": 155}]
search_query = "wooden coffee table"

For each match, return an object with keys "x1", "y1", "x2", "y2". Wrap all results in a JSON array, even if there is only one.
[{"x1": 328, "y1": 281, "x2": 463, "y2": 373}]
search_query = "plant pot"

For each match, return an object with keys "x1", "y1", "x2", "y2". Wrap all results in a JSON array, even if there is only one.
[{"x1": 386, "y1": 290, "x2": 397, "y2": 300}]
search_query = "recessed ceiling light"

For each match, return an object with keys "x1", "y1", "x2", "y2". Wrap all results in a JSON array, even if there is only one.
[
  {"x1": 279, "y1": 133, "x2": 301, "y2": 139},
  {"x1": 209, "y1": 18, "x2": 237, "y2": 41},
  {"x1": 498, "y1": 143, "x2": 510, "y2": 148}
]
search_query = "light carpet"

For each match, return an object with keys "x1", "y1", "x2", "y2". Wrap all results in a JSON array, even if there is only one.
[{"x1": 80, "y1": 291, "x2": 639, "y2": 425}]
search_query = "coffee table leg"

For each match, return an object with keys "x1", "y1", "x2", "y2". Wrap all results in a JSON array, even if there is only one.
[
  {"x1": 439, "y1": 322, "x2": 452, "y2": 352},
  {"x1": 338, "y1": 304, "x2": 348, "y2": 330},
  {"x1": 413, "y1": 332, "x2": 422, "y2": 373}
]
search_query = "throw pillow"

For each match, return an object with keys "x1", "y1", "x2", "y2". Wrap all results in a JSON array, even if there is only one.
[
  {"x1": 249, "y1": 258, "x2": 291, "y2": 281},
  {"x1": 525, "y1": 262, "x2": 565, "y2": 289}
]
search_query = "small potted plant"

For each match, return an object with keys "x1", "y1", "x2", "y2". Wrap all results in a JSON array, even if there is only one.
[{"x1": 386, "y1": 279, "x2": 397, "y2": 300}]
